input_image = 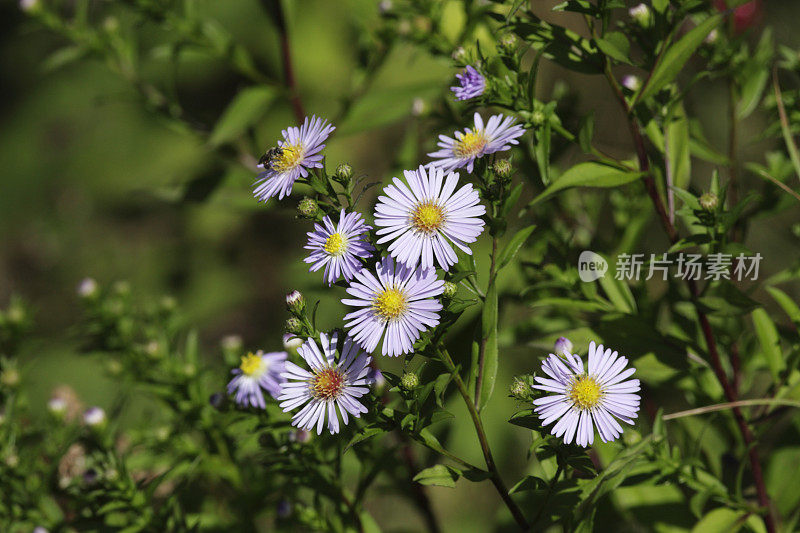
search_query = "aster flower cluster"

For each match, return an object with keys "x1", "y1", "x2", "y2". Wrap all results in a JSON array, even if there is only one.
[{"x1": 229, "y1": 103, "x2": 529, "y2": 435}]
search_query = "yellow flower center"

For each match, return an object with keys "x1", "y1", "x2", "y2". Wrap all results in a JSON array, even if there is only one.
[
  {"x1": 239, "y1": 352, "x2": 264, "y2": 377},
  {"x1": 312, "y1": 368, "x2": 345, "y2": 400},
  {"x1": 271, "y1": 144, "x2": 304, "y2": 172},
  {"x1": 568, "y1": 375, "x2": 603, "y2": 410},
  {"x1": 374, "y1": 287, "x2": 408, "y2": 321},
  {"x1": 453, "y1": 131, "x2": 487, "y2": 158},
  {"x1": 411, "y1": 202, "x2": 445, "y2": 234},
  {"x1": 324, "y1": 232, "x2": 347, "y2": 256}
]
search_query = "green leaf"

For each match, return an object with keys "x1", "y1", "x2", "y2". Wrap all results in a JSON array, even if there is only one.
[
  {"x1": 344, "y1": 427, "x2": 383, "y2": 454},
  {"x1": 508, "y1": 409, "x2": 541, "y2": 430},
  {"x1": 635, "y1": 14, "x2": 723, "y2": 103},
  {"x1": 477, "y1": 283, "x2": 498, "y2": 411},
  {"x1": 526, "y1": 162, "x2": 645, "y2": 208},
  {"x1": 597, "y1": 271, "x2": 636, "y2": 314},
  {"x1": 500, "y1": 183, "x2": 524, "y2": 218},
  {"x1": 594, "y1": 32, "x2": 631, "y2": 65},
  {"x1": 737, "y1": 29, "x2": 773, "y2": 119},
  {"x1": 752, "y1": 308, "x2": 785, "y2": 381},
  {"x1": 691, "y1": 508, "x2": 748, "y2": 533},
  {"x1": 497, "y1": 225, "x2": 536, "y2": 271},
  {"x1": 509, "y1": 475, "x2": 547, "y2": 494},
  {"x1": 766, "y1": 447, "x2": 800, "y2": 515},
  {"x1": 535, "y1": 121, "x2": 552, "y2": 185},
  {"x1": 578, "y1": 113, "x2": 595, "y2": 153},
  {"x1": 413, "y1": 464, "x2": 461, "y2": 488},
  {"x1": 41, "y1": 46, "x2": 88, "y2": 73},
  {"x1": 209, "y1": 86, "x2": 278, "y2": 147},
  {"x1": 666, "y1": 104, "x2": 691, "y2": 189},
  {"x1": 765, "y1": 286, "x2": 800, "y2": 328}
]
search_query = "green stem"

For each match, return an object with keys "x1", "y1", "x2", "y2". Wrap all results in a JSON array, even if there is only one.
[
  {"x1": 531, "y1": 464, "x2": 563, "y2": 526},
  {"x1": 663, "y1": 399, "x2": 800, "y2": 421},
  {"x1": 474, "y1": 234, "x2": 498, "y2": 410},
  {"x1": 439, "y1": 349, "x2": 530, "y2": 531}
]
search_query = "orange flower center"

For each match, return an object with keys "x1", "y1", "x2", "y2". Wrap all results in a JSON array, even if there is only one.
[{"x1": 312, "y1": 368, "x2": 346, "y2": 400}]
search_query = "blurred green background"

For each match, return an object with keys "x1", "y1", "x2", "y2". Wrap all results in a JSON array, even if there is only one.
[{"x1": 2, "y1": 1, "x2": 800, "y2": 530}]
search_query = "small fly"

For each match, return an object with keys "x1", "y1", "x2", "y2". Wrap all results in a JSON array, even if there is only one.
[{"x1": 258, "y1": 146, "x2": 284, "y2": 169}]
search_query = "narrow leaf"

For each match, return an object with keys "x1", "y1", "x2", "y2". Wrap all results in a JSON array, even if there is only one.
[
  {"x1": 526, "y1": 162, "x2": 644, "y2": 208},
  {"x1": 635, "y1": 14, "x2": 722, "y2": 103},
  {"x1": 413, "y1": 464, "x2": 461, "y2": 488},
  {"x1": 477, "y1": 283, "x2": 498, "y2": 410},
  {"x1": 209, "y1": 86, "x2": 278, "y2": 146},
  {"x1": 497, "y1": 225, "x2": 536, "y2": 271},
  {"x1": 752, "y1": 308, "x2": 785, "y2": 381}
]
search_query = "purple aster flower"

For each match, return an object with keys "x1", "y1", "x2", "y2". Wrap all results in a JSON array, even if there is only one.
[
  {"x1": 227, "y1": 351, "x2": 287, "y2": 408},
  {"x1": 278, "y1": 332, "x2": 372, "y2": 435},
  {"x1": 342, "y1": 256, "x2": 444, "y2": 357},
  {"x1": 532, "y1": 341, "x2": 640, "y2": 447},
  {"x1": 304, "y1": 209, "x2": 375, "y2": 285},
  {"x1": 374, "y1": 165, "x2": 485, "y2": 271},
  {"x1": 428, "y1": 112, "x2": 525, "y2": 174},
  {"x1": 451, "y1": 65, "x2": 486, "y2": 101},
  {"x1": 253, "y1": 115, "x2": 335, "y2": 202}
]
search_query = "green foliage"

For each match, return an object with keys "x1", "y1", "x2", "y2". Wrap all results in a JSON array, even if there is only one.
[{"x1": 3, "y1": 0, "x2": 800, "y2": 531}]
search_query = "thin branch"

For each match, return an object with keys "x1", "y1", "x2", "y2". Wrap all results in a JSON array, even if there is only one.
[
  {"x1": 274, "y1": 1, "x2": 306, "y2": 124},
  {"x1": 603, "y1": 62, "x2": 777, "y2": 533},
  {"x1": 474, "y1": 235, "x2": 498, "y2": 410},
  {"x1": 664, "y1": 399, "x2": 800, "y2": 421},
  {"x1": 439, "y1": 349, "x2": 530, "y2": 531}
]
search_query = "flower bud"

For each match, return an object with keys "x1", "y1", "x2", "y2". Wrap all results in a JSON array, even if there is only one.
[
  {"x1": 144, "y1": 340, "x2": 162, "y2": 359},
  {"x1": 297, "y1": 197, "x2": 319, "y2": 219},
  {"x1": 5, "y1": 452, "x2": 19, "y2": 469},
  {"x1": 77, "y1": 278, "x2": 99, "y2": 299},
  {"x1": 509, "y1": 377, "x2": 529, "y2": 401},
  {"x1": 530, "y1": 110, "x2": 546, "y2": 126},
  {"x1": 335, "y1": 163, "x2": 353, "y2": 183},
  {"x1": 209, "y1": 392, "x2": 225, "y2": 410},
  {"x1": 286, "y1": 290, "x2": 305, "y2": 315},
  {"x1": 441, "y1": 281, "x2": 458, "y2": 299},
  {"x1": 48, "y1": 397, "x2": 68, "y2": 418},
  {"x1": 499, "y1": 33, "x2": 519, "y2": 54},
  {"x1": 82, "y1": 468, "x2": 99, "y2": 486},
  {"x1": 699, "y1": 192, "x2": 718, "y2": 211},
  {"x1": 113, "y1": 280, "x2": 131, "y2": 296},
  {"x1": 19, "y1": 0, "x2": 40, "y2": 13},
  {"x1": 705, "y1": 28, "x2": 719, "y2": 45},
  {"x1": 83, "y1": 407, "x2": 106, "y2": 428},
  {"x1": 221, "y1": 334, "x2": 243, "y2": 352},
  {"x1": 629, "y1": 3, "x2": 651, "y2": 26},
  {"x1": 411, "y1": 97, "x2": 426, "y2": 117},
  {"x1": 182, "y1": 363, "x2": 197, "y2": 378},
  {"x1": 368, "y1": 367, "x2": 386, "y2": 391},
  {"x1": 621, "y1": 75, "x2": 641, "y2": 92},
  {"x1": 277, "y1": 500, "x2": 292, "y2": 518},
  {"x1": 106, "y1": 358, "x2": 123, "y2": 376},
  {"x1": 452, "y1": 47, "x2": 467, "y2": 63},
  {"x1": 493, "y1": 159, "x2": 512, "y2": 179},
  {"x1": 400, "y1": 372, "x2": 419, "y2": 390},
  {"x1": 378, "y1": 0, "x2": 392, "y2": 15},
  {"x1": 554, "y1": 337, "x2": 573, "y2": 357},
  {"x1": 285, "y1": 317, "x2": 303, "y2": 335},
  {"x1": 160, "y1": 295, "x2": 177, "y2": 313},
  {"x1": 103, "y1": 16, "x2": 120, "y2": 33},
  {"x1": 0, "y1": 367, "x2": 20, "y2": 388},
  {"x1": 282, "y1": 333, "x2": 303, "y2": 351}
]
